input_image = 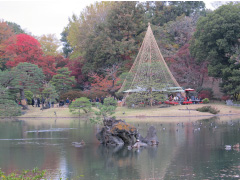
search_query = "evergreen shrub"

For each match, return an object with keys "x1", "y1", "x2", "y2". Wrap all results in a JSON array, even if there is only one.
[
  {"x1": 126, "y1": 93, "x2": 145, "y2": 108},
  {"x1": 25, "y1": 90, "x2": 33, "y2": 104},
  {"x1": 69, "y1": 97, "x2": 92, "y2": 116},
  {"x1": 126, "y1": 92, "x2": 167, "y2": 108},
  {"x1": 196, "y1": 106, "x2": 219, "y2": 114},
  {"x1": 202, "y1": 98, "x2": 210, "y2": 104},
  {"x1": 90, "y1": 97, "x2": 117, "y2": 124},
  {"x1": 0, "y1": 99, "x2": 21, "y2": 116}
]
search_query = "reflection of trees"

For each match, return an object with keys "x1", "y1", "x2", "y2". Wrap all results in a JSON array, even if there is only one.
[
  {"x1": 94, "y1": 122, "x2": 180, "y2": 180},
  {"x1": 147, "y1": 146, "x2": 158, "y2": 159},
  {"x1": 0, "y1": 121, "x2": 46, "y2": 173},
  {"x1": 91, "y1": 145, "x2": 141, "y2": 180},
  {"x1": 0, "y1": 119, "x2": 89, "y2": 175},
  {"x1": 0, "y1": 120, "x2": 70, "y2": 173},
  {"x1": 4, "y1": 118, "x2": 240, "y2": 179},
  {"x1": 164, "y1": 117, "x2": 240, "y2": 179}
]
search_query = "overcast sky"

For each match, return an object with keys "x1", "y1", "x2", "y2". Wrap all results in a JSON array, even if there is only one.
[
  {"x1": 0, "y1": 0, "x2": 96, "y2": 39},
  {"x1": 0, "y1": 0, "x2": 215, "y2": 40}
]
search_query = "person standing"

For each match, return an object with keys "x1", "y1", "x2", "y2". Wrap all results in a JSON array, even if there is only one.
[
  {"x1": 37, "y1": 98, "x2": 40, "y2": 107},
  {"x1": 66, "y1": 98, "x2": 70, "y2": 106},
  {"x1": 96, "y1": 97, "x2": 99, "y2": 107},
  {"x1": 34, "y1": 98, "x2": 38, "y2": 107},
  {"x1": 31, "y1": 98, "x2": 34, "y2": 107},
  {"x1": 100, "y1": 96, "x2": 104, "y2": 104}
]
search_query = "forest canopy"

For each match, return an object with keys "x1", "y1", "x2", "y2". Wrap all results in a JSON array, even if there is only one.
[{"x1": 1, "y1": 1, "x2": 240, "y2": 116}]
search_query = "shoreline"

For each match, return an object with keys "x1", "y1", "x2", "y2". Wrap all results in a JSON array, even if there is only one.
[
  {"x1": 1, "y1": 113, "x2": 240, "y2": 119},
  {"x1": 8, "y1": 113, "x2": 238, "y2": 118},
  {"x1": 1, "y1": 103, "x2": 240, "y2": 122}
]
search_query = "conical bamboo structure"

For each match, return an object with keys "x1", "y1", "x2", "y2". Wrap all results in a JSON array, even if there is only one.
[{"x1": 119, "y1": 23, "x2": 184, "y2": 96}]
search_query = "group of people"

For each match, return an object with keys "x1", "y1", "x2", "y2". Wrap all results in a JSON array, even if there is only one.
[
  {"x1": 59, "y1": 97, "x2": 70, "y2": 107},
  {"x1": 31, "y1": 97, "x2": 55, "y2": 108},
  {"x1": 31, "y1": 98, "x2": 42, "y2": 107},
  {"x1": 58, "y1": 96, "x2": 106, "y2": 108},
  {"x1": 91, "y1": 96, "x2": 105, "y2": 104},
  {"x1": 15, "y1": 97, "x2": 72, "y2": 108},
  {"x1": 18, "y1": 96, "x2": 118, "y2": 108},
  {"x1": 168, "y1": 94, "x2": 202, "y2": 104}
]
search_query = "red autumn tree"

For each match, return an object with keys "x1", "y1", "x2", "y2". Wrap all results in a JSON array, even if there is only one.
[
  {"x1": 4, "y1": 34, "x2": 43, "y2": 67},
  {"x1": 67, "y1": 57, "x2": 85, "y2": 85},
  {"x1": 55, "y1": 55, "x2": 69, "y2": 69},
  {"x1": 168, "y1": 43, "x2": 208, "y2": 89},
  {"x1": 89, "y1": 65, "x2": 121, "y2": 97},
  {"x1": 2, "y1": 33, "x2": 57, "y2": 80},
  {"x1": 41, "y1": 55, "x2": 57, "y2": 81}
]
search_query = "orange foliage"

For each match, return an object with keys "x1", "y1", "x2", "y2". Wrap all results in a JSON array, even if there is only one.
[
  {"x1": 89, "y1": 67, "x2": 121, "y2": 96},
  {"x1": 0, "y1": 20, "x2": 14, "y2": 46},
  {"x1": 2, "y1": 34, "x2": 57, "y2": 80},
  {"x1": 111, "y1": 121, "x2": 137, "y2": 134}
]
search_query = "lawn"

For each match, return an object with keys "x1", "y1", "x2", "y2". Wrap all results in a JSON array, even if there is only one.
[{"x1": 17, "y1": 103, "x2": 240, "y2": 121}]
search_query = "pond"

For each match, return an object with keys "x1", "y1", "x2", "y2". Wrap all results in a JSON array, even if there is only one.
[{"x1": 0, "y1": 116, "x2": 240, "y2": 180}]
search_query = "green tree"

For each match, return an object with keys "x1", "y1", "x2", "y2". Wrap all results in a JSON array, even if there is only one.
[
  {"x1": 50, "y1": 67, "x2": 76, "y2": 95},
  {"x1": 90, "y1": 97, "x2": 117, "y2": 124},
  {"x1": 0, "y1": 84, "x2": 21, "y2": 117},
  {"x1": 83, "y1": 2, "x2": 146, "y2": 74},
  {"x1": 41, "y1": 83, "x2": 59, "y2": 108},
  {"x1": 66, "y1": 1, "x2": 146, "y2": 74},
  {"x1": 150, "y1": 1, "x2": 206, "y2": 26},
  {"x1": 190, "y1": 3, "x2": 240, "y2": 99},
  {"x1": 220, "y1": 63, "x2": 240, "y2": 100},
  {"x1": 65, "y1": 1, "x2": 209, "y2": 76},
  {"x1": 67, "y1": 2, "x2": 114, "y2": 58},
  {"x1": 69, "y1": 97, "x2": 92, "y2": 117},
  {"x1": 190, "y1": 3, "x2": 240, "y2": 78},
  {"x1": 25, "y1": 90, "x2": 33, "y2": 104},
  {"x1": 60, "y1": 27, "x2": 73, "y2": 58},
  {"x1": 6, "y1": 21, "x2": 25, "y2": 34},
  {"x1": 0, "y1": 63, "x2": 45, "y2": 109}
]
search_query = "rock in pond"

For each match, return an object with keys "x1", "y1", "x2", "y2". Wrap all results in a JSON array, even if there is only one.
[
  {"x1": 96, "y1": 117, "x2": 139, "y2": 146},
  {"x1": 96, "y1": 117, "x2": 159, "y2": 148}
]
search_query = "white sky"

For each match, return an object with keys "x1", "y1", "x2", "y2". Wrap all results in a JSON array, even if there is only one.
[
  {"x1": 0, "y1": 0, "x2": 216, "y2": 41},
  {"x1": 0, "y1": 0, "x2": 97, "y2": 39}
]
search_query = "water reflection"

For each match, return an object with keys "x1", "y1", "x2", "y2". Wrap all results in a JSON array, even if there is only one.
[{"x1": 0, "y1": 116, "x2": 240, "y2": 179}]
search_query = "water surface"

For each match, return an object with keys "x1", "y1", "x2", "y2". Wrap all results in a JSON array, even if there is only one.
[{"x1": 0, "y1": 116, "x2": 240, "y2": 179}]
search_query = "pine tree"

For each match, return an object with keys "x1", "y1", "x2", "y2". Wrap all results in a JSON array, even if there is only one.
[
  {"x1": 50, "y1": 67, "x2": 76, "y2": 94},
  {"x1": 1, "y1": 63, "x2": 45, "y2": 109},
  {"x1": 0, "y1": 84, "x2": 21, "y2": 117}
]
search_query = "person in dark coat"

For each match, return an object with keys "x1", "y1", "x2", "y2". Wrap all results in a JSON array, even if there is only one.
[
  {"x1": 37, "y1": 98, "x2": 40, "y2": 107},
  {"x1": 32, "y1": 98, "x2": 34, "y2": 107},
  {"x1": 100, "y1": 96, "x2": 104, "y2": 104}
]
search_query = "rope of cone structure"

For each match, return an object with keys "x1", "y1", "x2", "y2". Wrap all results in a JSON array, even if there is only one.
[{"x1": 119, "y1": 23, "x2": 184, "y2": 101}]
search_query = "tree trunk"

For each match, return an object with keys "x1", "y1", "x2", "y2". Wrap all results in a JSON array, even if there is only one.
[
  {"x1": 233, "y1": 93, "x2": 239, "y2": 101},
  {"x1": 20, "y1": 88, "x2": 28, "y2": 110},
  {"x1": 150, "y1": 87, "x2": 153, "y2": 107}
]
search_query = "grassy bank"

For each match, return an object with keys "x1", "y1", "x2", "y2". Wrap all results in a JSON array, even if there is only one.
[
  {"x1": 115, "y1": 103, "x2": 240, "y2": 117},
  {"x1": 16, "y1": 103, "x2": 240, "y2": 120}
]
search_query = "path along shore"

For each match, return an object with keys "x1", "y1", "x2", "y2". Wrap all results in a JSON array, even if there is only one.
[{"x1": 1, "y1": 103, "x2": 238, "y2": 122}]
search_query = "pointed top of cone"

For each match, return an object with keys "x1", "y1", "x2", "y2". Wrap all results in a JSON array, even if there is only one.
[{"x1": 119, "y1": 23, "x2": 183, "y2": 94}]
